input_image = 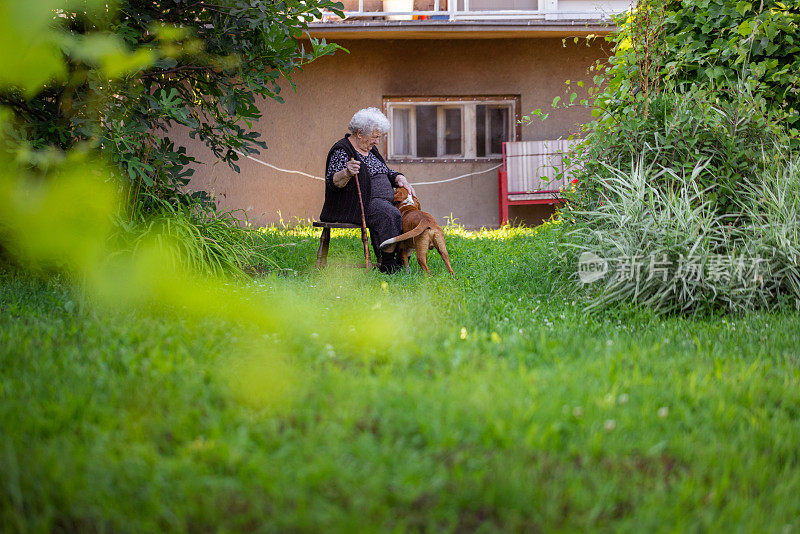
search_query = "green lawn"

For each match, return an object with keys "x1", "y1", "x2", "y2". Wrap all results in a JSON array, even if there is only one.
[{"x1": 2, "y1": 223, "x2": 799, "y2": 532}]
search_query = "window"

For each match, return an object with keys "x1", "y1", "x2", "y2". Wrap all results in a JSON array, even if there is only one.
[
  {"x1": 385, "y1": 96, "x2": 519, "y2": 161},
  {"x1": 458, "y1": 0, "x2": 539, "y2": 10}
]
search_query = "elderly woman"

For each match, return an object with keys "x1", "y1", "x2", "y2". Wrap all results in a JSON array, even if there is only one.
[{"x1": 320, "y1": 107, "x2": 416, "y2": 273}]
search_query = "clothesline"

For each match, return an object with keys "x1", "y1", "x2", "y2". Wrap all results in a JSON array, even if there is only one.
[{"x1": 233, "y1": 150, "x2": 502, "y2": 186}]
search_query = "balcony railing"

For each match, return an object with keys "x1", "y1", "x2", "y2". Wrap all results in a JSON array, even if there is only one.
[{"x1": 314, "y1": 0, "x2": 627, "y2": 22}]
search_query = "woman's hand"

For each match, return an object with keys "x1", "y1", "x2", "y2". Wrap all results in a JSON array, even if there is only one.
[
  {"x1": 345, "y1": 158, "x2": 360, "y2": 177},
  {"x1": 396, "y1": 174, "x2": 415, "y2": 197},
  {"x1": 332, "y1": 158, "x2": 360, "y2": 188}
]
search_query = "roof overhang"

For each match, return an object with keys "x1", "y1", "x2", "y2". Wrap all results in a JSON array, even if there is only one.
[{"x1": 305, "y1": 19, "x2": 616, "y2": 40}]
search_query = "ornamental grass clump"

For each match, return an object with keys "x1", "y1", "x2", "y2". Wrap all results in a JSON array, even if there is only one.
[
  {"x1": 568, "y1": 149, "x2": 800, "y2": 314},
  {"x1": 117, "y1": 194, "x2": 274, "y2": 279},
  {"x1": 736, "y1": 156, "x2": 800, "y2": 305}
]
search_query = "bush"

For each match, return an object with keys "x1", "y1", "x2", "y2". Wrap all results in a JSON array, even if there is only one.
[
  {"x1": 558, "y1": 0, "x2": 799, "y2": 314},
  {"x1": 571, "y1": 83, "x2": 789, "y2": 212},
  {"x1": 594, "y1": 0, "x2": 800, "y2": 136},
  {"x1": 563, "y1": 0, "x2": 798, "y2": 212},
  {"x1": 1, "y1": 0, "x2": 344, "y2": 210},
  {"x1": 659, "y1": 0, "x2": 800, "y2": 135}
]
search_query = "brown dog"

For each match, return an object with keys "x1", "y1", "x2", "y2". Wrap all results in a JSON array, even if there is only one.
[{"x1": 379, "y1": 187, "x2": 454, "y2": 276}]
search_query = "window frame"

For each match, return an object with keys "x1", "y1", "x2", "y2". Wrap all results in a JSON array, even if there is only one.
[{"x1": 383, "y1": 95, "x2": 521, "y2": 163}]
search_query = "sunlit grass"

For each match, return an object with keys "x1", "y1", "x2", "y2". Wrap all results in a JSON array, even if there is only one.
[{"x1": 2, "y1": 222, "x2": 800, "y2": 531}]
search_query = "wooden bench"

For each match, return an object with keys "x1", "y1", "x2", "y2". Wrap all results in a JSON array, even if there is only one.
[{"x1": 313, "y1": 221, "x2": 372, "y2": 269}]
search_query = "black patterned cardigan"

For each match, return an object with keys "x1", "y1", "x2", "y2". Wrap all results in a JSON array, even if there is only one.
[{"x1": 319, "y1": 134, "x2": 400, "y2": 225}]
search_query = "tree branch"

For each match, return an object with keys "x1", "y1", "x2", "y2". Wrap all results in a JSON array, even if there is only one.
[
  {"x1": 140, "y1": 64, "x2": 218, "y2": 78},
  {"x1": 0, "y1": 95, "x2": 50, "y2": 122}
]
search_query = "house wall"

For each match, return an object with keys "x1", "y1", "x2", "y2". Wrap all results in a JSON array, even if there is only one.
[
  {"x1": 181, "y1": 38, "x2": 607, "y2": 228},
  {"x1": 340, "y1": 0, "x2": 382, "y2": 10}
]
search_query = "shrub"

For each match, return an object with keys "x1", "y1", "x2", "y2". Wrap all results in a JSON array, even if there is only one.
[
  {"x1": 568, "y1": 82, "x2": 790, "y2": 215},
  {"x1": 595, "y1": 0, "x2": 800, "y2": 136},
  {"x1": 563, "y1": 0, "x2": 798, "y2": 211},
  {"x1": 1, "y1": 0, "x2": 344, "y2": 210},
  {"x1": 658, "y1": 0, "x2": 800, "y2": 135},
  {"x1": 558, "y1": 0, "x2": 799, "y2": 314}
]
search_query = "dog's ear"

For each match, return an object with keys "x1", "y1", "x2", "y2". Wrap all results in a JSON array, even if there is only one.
[{"x1": 394, "y1": 187, "x2": 409, "y2": 203}]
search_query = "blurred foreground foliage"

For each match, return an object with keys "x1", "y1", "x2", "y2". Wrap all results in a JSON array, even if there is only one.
[{"x1": 0, "y1": 8, "x2": 414, "y2": 525}]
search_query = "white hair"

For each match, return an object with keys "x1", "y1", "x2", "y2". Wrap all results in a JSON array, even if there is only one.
[{"x1": 348, "y1": 107, "x2": 391, "y2": 136}]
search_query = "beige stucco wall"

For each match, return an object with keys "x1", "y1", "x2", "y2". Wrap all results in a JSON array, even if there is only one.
[{"x1": 182, "y1": 37, "x2": 607, "y2": 228}]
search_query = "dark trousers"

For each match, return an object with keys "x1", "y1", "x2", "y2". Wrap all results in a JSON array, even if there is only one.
[{"x1": 366, "y1": 197, "x2": 402, "y2": 258}]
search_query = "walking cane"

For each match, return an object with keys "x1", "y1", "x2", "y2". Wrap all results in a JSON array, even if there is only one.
[{"x1": 350, "y1": 158, "x2": 372, "y2": 270}]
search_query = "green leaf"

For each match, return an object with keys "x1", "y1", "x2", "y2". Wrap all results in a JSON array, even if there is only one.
[
  {"x1": 735, "y1": 1, "x2": 752, "y2": 16},
  {"x1": 102, "y1": 48, "x2": 155, "y2": 79},
  {"x1": 737, "y1": 20, "x2": 753, "y2": 36},
  {"x1": 0, "y1": 0, "x2": 66, "y2": 95}
]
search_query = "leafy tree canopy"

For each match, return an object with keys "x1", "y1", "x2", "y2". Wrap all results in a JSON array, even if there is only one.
[{"x1": 1, "y1": 0, "x2": 344, "y2": 210}]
